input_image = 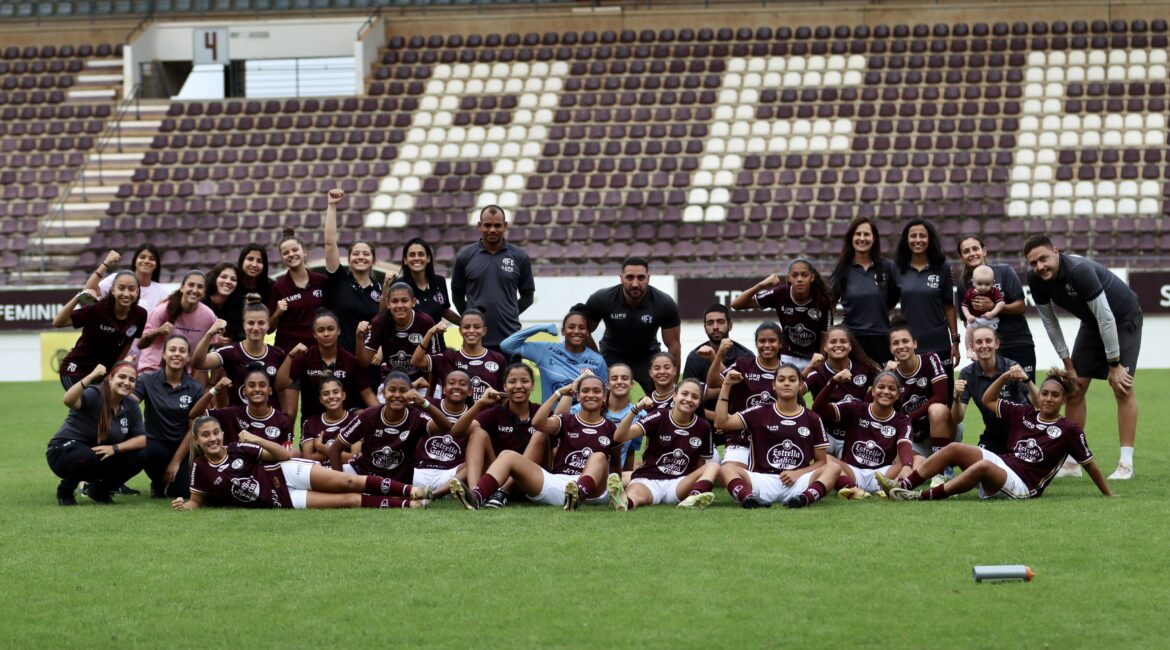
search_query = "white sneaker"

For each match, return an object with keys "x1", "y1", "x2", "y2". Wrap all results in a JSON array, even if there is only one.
[
  {"x1": 929, "y1": 474, "x2": 946, "y2": 488},
  {"x1": 1107, "y1": 463, "x2": 1133, "y2": 480},
  {"x1": 1055, "y1": 459, "x2": 1083, "y2": 478}
]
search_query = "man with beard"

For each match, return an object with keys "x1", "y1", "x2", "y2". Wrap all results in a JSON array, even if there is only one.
[{"x1": 683, "y1": 303, "x2": 754, "y2": 385}]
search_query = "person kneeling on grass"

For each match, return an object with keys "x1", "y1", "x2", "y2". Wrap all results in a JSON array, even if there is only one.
[
  {"x1": 811, "y1": 369, "x2": 922, "y2": 500},
  {"x1": 173, "y1": 416, "x2": 431, "y2": 510},
  {"x1": 605, "y1": 379, "x2": 721, "y2": 511},
  {"x1": 877, "y1": 366, "x2": 1113, "y2": 501},
  {"x1": 716, "y1": 364, "x2": 841, "y2": 509},
  {"x1": 450, "y1": 372, "x2": 618, "y2": 510}
]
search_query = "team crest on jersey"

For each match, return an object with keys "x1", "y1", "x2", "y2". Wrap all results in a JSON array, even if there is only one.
[
  {"x1": 408, "y1": 333, "x2": 423, "y2": 344},
  {"x1": 927, "y1": 274, "x2": 940, "y2": 289},
  {"x1": 231, "y1": 459, "x2": 244, "y2": 470},
  {"x1": 371, "y1": 290, "x2": 382, "y2": 301},
  {"x1": 880, "y1": 425, "x2": 897, "y2": 438},
  {"x1": 1064, "y1": 284, "x2": 1078, "y2": 297},
  {"x1": 126, "y1": 325, "x2": 138, "y2": 337},
  {"x1": 598, "y1": 436, "x2": 611, "y2": 446},
  {"x1": 689, "y1": 436, "x2": 703, "y2": 448},
  {"x1": 853, "y1": 374, "x2": 868, "y2": 386},
  {"x1": 807, "y1": 308, "x2": 820, "y2": 321},
  {"x1": 264, "y1": 426, "x2": 281, "y2": 440},
  {"x1": 797, "y1": 426, "x2": 811, "y2": 438},
  {"x1": 501, "y1": 257, "x2": 516, "y2": 273},
  {"x1": 179, "y1": 395, "x2": 192, "y2": 407},
  {"x1": 484, "y1": 361, "x2": 499, "y2": 373},
  {"x1": 371, "y1": 447, "x2": 404, "y2": 469},
  {"x1": 851, "y1": 440, "x2": 885, "y2": 467},
  {"x1": 656, "y1": 449, "x2": 690, "y2": 476},
  {"x1": 119, "y1": 417, "x2": 129, "y2": 433},
  {"x1": 1013, "y1": 439, "x2": 1043, "y2": 463},
  {"x1": 641, "y1": 314, "x2": 654, "y2": 324},
  {"x1": 766, "y1": 440, "x2": 804, "y2": 469},
  {"x1": 425, "y1": 435, "x2": 460, "y2": 462},
  {"x1": 266, "y1": 365, "x2": 277, "y2": 376},
  {"x1": 1046, "y1": 425, "x2": 1062, "y2": 439},
  {"x1": 312, "y1": 289, "x2": 323, "y2": 298},
  {"x1": 230, "y1": 476, "x2": 260, "y2": 502}
]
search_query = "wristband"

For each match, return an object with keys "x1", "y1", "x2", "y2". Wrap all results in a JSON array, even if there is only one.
[
  {"x1": 209, "y1": 387, "x2": 218, "y2": 397},
  {"x1": 113, "y1": 444, "x2": 120, "y2": 454}
]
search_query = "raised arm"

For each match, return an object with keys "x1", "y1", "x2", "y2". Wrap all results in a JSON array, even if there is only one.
[
  {"x1": 239, "y1": 431, "x2": 292, "y2": 462},
  {"x1": 411, "y1": 323, "x2": 445, "y2": 371},
  {"x1": 810, "y1": 369, "x2": 850, "y2": 422},
  {"x1": 614, "y1": 396, "x2": 651, "y2": 443},
  {"x1": 950, "y1": 378, "x2": 968, "y2": 425},
  {"x1": 500, "y1": 323, "x2": 558, "y2": 360},
  {"x1": 83, "y1": 250, "x2": 120, "y2": 294},
  {"x1": 192, "y1": 319, "x2": 228, "y2": 370},
  {"x1": 63, "y1": 365, "x2": 106, "y2": 410},
  {"x1": 52, "y1": 290, "x2": 95, "y2": 328},
  {"x1": 189, "y1": 376, "x2": 231, "y2": 419},
  {"x1": 531, "y1": 386, "x2": 570, "y2": 435},
  {"x1": 324, "y1": 188, "x2": 343, "y2": 273},
  {"x1": 730, "y1": 273, "x2": 781, "y2": 310},
  {"x1": 451, "y1": 389, "x2": 498, "y2": 438},
  {"x1": 355, "y1": 320, "x2": 375, "y2": 368},
  {"x1": 410, "y1": 390, "x2": 452, "y2": 434},
  {"x1": 275, "y1": 343, "x2": 306, "y2": 392},
  {"x1": 715, "y1": 370, "x2": 747, "y2": 431},
  {"x1": 705, "y1": 338, "x2": 733, "y2": 391},
  {"x1": 981, "y1": 364, "x2": 1026, "y2": 413}
]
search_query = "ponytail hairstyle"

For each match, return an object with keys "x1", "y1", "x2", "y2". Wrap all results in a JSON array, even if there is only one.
[
  {"x1": 775, "y1": 362, "x2": 804, "y2": 387},
  {"x1": 675, "y1": 377, "x2": 704, "y2": 396},
  {"x1": 649, "y1": 351, "x2": 677, "y2": 368},
  {"x1": 460, "y1": 308, "x2": 486, "y2": 325},
  {"x1": 189, "y1": 415, "x2": 222, "y2": 465},
  {"x1": 869, "y1": 368, "x2": 904, "y2": 409},
  {"x1": 102, "y1": 270, "x2": 141, "y2": 313},
  {"x1": 825, "y1": 324, "x2": 879, "y2": 374},
  {"x1": 277, "y1": 227, "x2": 305, "y2": 254},
  {"x1": 95, "y1": 359, "x2": 138, "y2": 445},
  {"x1": 788, "y1": 257, "x2": 834, "y2": 315},
  {"x1": 382, "y1": 370, "x2": 413, "y2": 392},
  {"x1": 318, "y1": 372, "x2": 345, "y2": 395},
  {"x1": 242, "y1": 292, "x2": 270, "y2": 318},
  {"x1": 1041, "y1": 367, "x2": 1080, "y2": 400},
  {"x1": 755, "y1": 321, "x2": 783, "y2": 342},
  {"x1": 242, "y1": 362, "x2": 271, "y2": 387},
  {"x1": 165, "y1": 270, "x2": 206, "y2": 323},
  {"x1": 163, "y1": 333, "x2": 192, "y2": 357}
]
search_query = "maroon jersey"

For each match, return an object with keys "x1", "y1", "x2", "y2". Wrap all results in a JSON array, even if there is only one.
[
  {"x1": 962, "y1": 285, "x2": 1006, "y2": 318},
  {"x1": 476, "y1": 402, "x2": 540, "y2": 454},
  {"x1": 721, "y1": 357, "x2": 777, "y2": 415},
  {"x1": 60, "y1": 301, "x2": 148, "y2": 379},
  {"x1": 428, "y1": 348, "x2": 507, "y2": 402},
  {"x1": 207, "y1": 405, "x2": 295, "y2": 448},
  {"x1": 736, "y1": 404, "x2": 829, "y2": 474},
  {"x1": 301, "y1": 408, "x2": 362, "y2": 452},
  {"x1": 188, "y1": 442, "x2": 292, "y2": 508},
  {"x1": 631, "y1": 408, "x2": 714, "y2": 481},
  {"x1": 894, "y1": 352, "x2": 946, "y2": 425},
  {"x1": 754, "y1": 285, "x2": 830, "y2": 359},
  {"x1": 414, "y1": 398, "x2": 470, "y2": 471},
  {"x1": 364, "y1": 310, "x2": 440, "y2": 382},
  {"x1": 216, "y1": 343, "x2": 286, "y2": 407},
  {"x1": 548, "y1": 413, "x2": 619, "y2": 476},
  {"x1": 267, "y1": 271, "x2": 328, "y2": 354},
  {"x1": 832, "y1": 401, "x2": 913, "y2": 468},
  {"x1": 288, "y1": 345, "x2": 370, "y2": 422},
  {"x1": 339, "y1": 404, "x2": 432, "y2": 482},
  {"x1": 996, "y1": 401, "x2": 1093, "y2": 497},
  {"x1": 805, "y1": 359, "x2": 874, "y2": 439}
]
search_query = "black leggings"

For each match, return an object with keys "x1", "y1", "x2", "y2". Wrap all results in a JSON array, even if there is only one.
[
  {"x1": 998, "y1": 343, "x2": 1037, "y2": 383},
  {"x1": 143, "y1": 437, "x2": 191, "y2": 498},
  {"x1": 854, "y1": 334, "x2": 892, "y2": 366},
  {"x1": 46, "y1": 440, "x2": 144, "y2": 493}
]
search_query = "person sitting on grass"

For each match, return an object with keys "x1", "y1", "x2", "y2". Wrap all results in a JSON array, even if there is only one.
[
  {"x1": 605, "y1": 378, "x2": 721, "y2": 511},
  {"x1": 172, "y1": 416, "x2": 431, "y2": 510},
  {"x1": 298, "y1": 375, "x2": 362, "y2": 467},
  {"x1": 411, "y1": 371, "x2": 477, "y2": 498},
  {"x1": 716, "y1": 364, "x2": 842, "y2": 509},
  {"x1": 810, "y1": 369, "x2": 920, "y2": 500},
  {"x1": 449, "y1": 372, "x2": 617, "y2": 511},
  {"x1": 877, "y1": 366, "x2": 1113, "y2": 501}
]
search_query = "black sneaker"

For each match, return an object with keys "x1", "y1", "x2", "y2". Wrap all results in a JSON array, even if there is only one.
[
  {"x1": 150, "y1": 483, "x2": 167, "y2": 499},
  {"x1": 87, "y1": 486, "x2": 114, "y2": 504},
  {"x1": 115, "y1": 483, "x2": 140, "y2": 496},
  {"x1": 483, "y1": 489, "x2": 509, "y2": 509},
  {"x1": 56, "y1": 481, "x2": 78, "y2": 507},
  {"x1": 741, "y1": 495, "x2": 771, "y2": 509},
  {"x1": 783, "y1": 494, "x2": 810, "y2": 509}
]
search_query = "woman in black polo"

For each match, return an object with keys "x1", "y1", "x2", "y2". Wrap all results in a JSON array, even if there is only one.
[
  {"x1": 132, "y1": 334, "x2": 204, "y2": 499},
  {"x1": 46, "y1": 360, "x2": 146, "y2": 505},
  {"x1": 393, "y1": 236, "x2": 460, "y2": 326},
  {"x1": 893, "y1": 218, "x2": 960, "y2": 394},
  {"x1": 955, "y1": 233, "x2": 1036, "y2": 381},
  {"x1": 829, "y1": 217, "x2": 900, "y2": 364}
]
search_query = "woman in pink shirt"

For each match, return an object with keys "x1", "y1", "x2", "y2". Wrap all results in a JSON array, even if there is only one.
[{"x1": 137, "y1": 271, "x2": 218, "y2": 373}]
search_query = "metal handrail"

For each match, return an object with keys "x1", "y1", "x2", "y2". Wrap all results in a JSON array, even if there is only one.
[{"x1": 356, "y1": 5, "x2": 382, "y2": 39}]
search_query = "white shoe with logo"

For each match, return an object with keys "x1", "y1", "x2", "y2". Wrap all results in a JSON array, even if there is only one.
[{"x1": 1107, "y1": 463, "x2": 1133, "y2": 480}]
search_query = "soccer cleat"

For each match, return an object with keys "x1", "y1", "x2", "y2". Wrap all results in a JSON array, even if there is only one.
[
  {"x1": 483, "y1": 489, "x2": 509, "y2": 509},
  {"x1": 411, "y1": 499, "x2": 431, "y2": 509},
  {"x1": 837, "y1": 487, "x2": 871, "y2": 500},
  {"x1": 740, "y1": 495, "x2": 771, "y2": 509},
  {"x1": 448, "y1": 478, "x2": 478, "y2": 510},
  {"x1": 783, "y1": 494, "x2": 810, "y2": 509},
  {"x1": 677, "y1": 492, "x2": 715, "y2": 509},
  {"x1": 1107, "y1": 463, "x2": 1133, "y2": 480},
  {"x1": 874, "y1": 472, "x2": 899, "y2": 497},
  {"x1": 563, "y1": 480, "x2": 581, "y2": 511},
  {"x1": 410, "y1": 486, "x2": 434, "y2": 501},
  {"x1": 606, "y1": 473, "x2": 628, "y2": 511},
  {"x1": 1055, "y1": 458, "x2": 1083, "y2": 478},
  {"x1": 887, "y1": 487, "x2": 920, "y2": 501},
  {"x1": 115, "y1": 483, "x2": 140, "y2": 496},
  {"x1": 929, "y1": 474, "x2": 946, "y2": 489}
]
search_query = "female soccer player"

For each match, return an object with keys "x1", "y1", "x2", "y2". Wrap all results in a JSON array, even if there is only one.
[
  {"x1": 878, "y1": 366, "x2": 1112, "y2": 501},
  {"x1": 191, "y1": 368, "x2": 294, "y2": 449},
  {"x1": 716, "y1": 364, "x2": 841, "y2": 509},
  {"x1": 393, "y1": 236, "x2": 460, "y2": 326},
  {"x1": 605, "y1": 379, "x2": 720, "y2": 510},
  {"x1": 887, "y1": 321, "x2": 953, "y2": 460},
  {"x1": 326, "y1": 371, "x2": 452, "y2": 484},
  {"x1": 85, "y1": 244, "x2": 169, "y2": 313},
  {"x1": 132, "y1": 334, "x2": 204, "y2": 498},
  {"x1": 137, "y1": 271, "x2": 217, "y2": 373},
  {"x1": 730, "y1": 258, "x2": 834, "y2": 370},
  {"x1": 359, "y1": 282, "x2": 442, "y2": 386},
  {"x1": 276, "y1": 309, "x2": 376, "y2": 426},
  {"x1": 620, "y1": 351, "x2": 692, "y2": 471},
  {"x1": 829, "y1": 217, "x2": 900, "y2": 364},
  {"x1": 236, "y1": 244, "x2": 274, "y2": 306},
  {"x1": 448, "y1": 363, "x2": 548, "y2": 508},
  {"x1": 411, "y1": 309, "x2": 507, "y2": 402},
  {"x1": 804, "y1": 325, "x2": 880, "y2": 454},
  {"x1": 706, "y1": 323, "x2": 782, "y2": 466},
  {"x1": 893, "y1": 218, "x2": 960, "y2": 388},
  {"x1": 500, "y1": 304, "x2": 608, "y2": 401},
  {"x1": 322, "y1": 188, "x2": 383, "y2": 355},
  {"x1": 955, "y1": 233, "x2": 1035, "y2": 381},
  {"x1": 202, "y1": 262, "x2": 242, "y2": 341},
  {"x1": 173, "y1": 416, "x2": 430, "y2": 510},
  {"x1": 450, "y1": 372, "x2": 618, "y2": 510},
  {"x1": 46, "y1": 361, "x2": 146, "y2": 505},
  {"x1": 268, "y1": 228, "x2": 328, "y2": 415},
  {"x1": 53, "y1": 271, "x2": 147, "y2": 389},
  {"x1": 299, "y1": 375, "x2": 361, "y2": 467},
  {"x1": 192, "y1": 298, "x2": 285, "y2": 407},
  {"x1": 412, "y1": 371, "x2": 482, "y2": 496},
  {"x1": 811, "y1": 369, "x2": 918, "y2": 499}
]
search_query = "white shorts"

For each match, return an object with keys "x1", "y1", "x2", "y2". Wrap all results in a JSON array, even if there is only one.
[
  {"x1": 413, "y1": 466, "x2": 459, "y2": 491},
  {"x1": 970, "y1": 316, "x2": 999, "y2": 330},
  {"x1": 288, "y1": 489, "x2": 309, "y2": 509},
  {"x1": 976, "y1": 448, "x2": 1031, "y2": 499},
  {"x1": 279, "y1": 458, "x2": 318, "y2": 490},
  {"x1": 827, "y1": 436, "x2": 844, "y2": 458},
  {"x1": 781, "y1": 354, "x2": 812, "y2": 371},
  {"x1": 630, "y1": 477, "x2": 685, "y2": 505},
  {"x1": 849, "y1": 464, "x2": 892, "y2": 493},
  {"x1": 340, "y1": 463, "x2": 358, "y2": 476},
  {"x1": 748, "y1": 470, "x2": 814, "y2": 504},
  {"x1": 723, "y1": 445, "x2": 750, "y2": 466},
  {"x1": 531, "y1": 469, "x2": 609, "y2": 506}
]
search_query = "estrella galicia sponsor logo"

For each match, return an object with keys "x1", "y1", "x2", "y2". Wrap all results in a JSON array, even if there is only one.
[{"x1": 766, "y1": 440, "x2": 804, "y2": 469}]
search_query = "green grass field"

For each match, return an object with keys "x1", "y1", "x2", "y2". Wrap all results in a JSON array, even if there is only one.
[{"x1": 2, "y1": 374, "x2": 1168, "y2": 648}]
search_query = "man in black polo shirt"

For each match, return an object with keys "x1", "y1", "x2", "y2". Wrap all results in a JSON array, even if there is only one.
[
  {"x1": 451, "y1": 205, "x2": 535, "y2": 354},
  {"x1": 1025, "y1": 235, "x2": 1142, "y2": 480},
  {"x1": 683, "y1": 303, "x2": 754, "y2": 383},
  {"x1": 951, "y1": 325, "x2": 1036, "y2": 454},
  {"x1": 583, "y1": 256, "x2": 681, "y2": 394}
]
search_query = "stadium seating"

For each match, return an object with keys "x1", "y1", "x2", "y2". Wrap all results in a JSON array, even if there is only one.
[{"x1": 0, "y1": 0, "x2": 571, "y2": 19}]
